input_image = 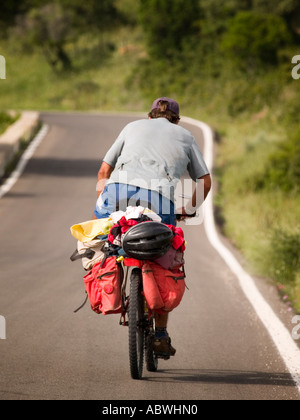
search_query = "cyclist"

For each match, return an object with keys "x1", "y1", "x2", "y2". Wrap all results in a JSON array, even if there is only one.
[{"x1": 94, "y1": 97, "x2": 211, "y2": 357}]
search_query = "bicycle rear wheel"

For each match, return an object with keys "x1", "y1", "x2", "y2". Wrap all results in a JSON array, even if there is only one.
[
  {"x1": 128, "y1": 268, "x2": 144, "y2": 380},
  {"x1": 145, "y1": 328, "x2": 158, "y2": 372}
]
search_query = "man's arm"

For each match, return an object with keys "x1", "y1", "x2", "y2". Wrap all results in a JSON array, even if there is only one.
[
  {"x1": 178, "y1": 174, "x2": 211, "y2": 219},
  {"x1": 96, "y1": 161, "x2": 114, "y2": 198},
  {"x1": 196, "y1": 173, "x2": 211, "y2": 202}
]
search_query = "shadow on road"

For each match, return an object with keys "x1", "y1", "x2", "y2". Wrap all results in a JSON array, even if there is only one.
[
  {"x1": 145, "y1": 369, "x2": 295, "y2": 387},
  {"x1": 25, "y1": 157, "x2": 102, "y2": 177}
]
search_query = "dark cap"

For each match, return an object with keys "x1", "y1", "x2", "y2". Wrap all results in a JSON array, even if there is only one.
[{"x1": 151, "y1": 97, "x2": 180, "y2": 115}]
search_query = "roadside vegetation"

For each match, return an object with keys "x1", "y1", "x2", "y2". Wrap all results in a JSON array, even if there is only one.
[
  {"x1": 0, "y1": 0, "x2": 299, "y2": 312},
  {"x1": 0, "y1": 111, "x2": 19, "y2": 135}
]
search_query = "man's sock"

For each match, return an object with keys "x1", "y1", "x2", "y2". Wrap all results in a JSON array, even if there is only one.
[{"x1": 155, "y1": 327, "x2": 167, "y2": 338}]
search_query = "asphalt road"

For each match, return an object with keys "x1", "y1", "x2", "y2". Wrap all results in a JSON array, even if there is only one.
[{"x1": 0, "y1": 112, "x2": 299, "y2": 401}]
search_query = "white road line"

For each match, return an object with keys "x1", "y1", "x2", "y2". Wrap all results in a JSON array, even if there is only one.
[
  {"x1": 0, "y1": 124, "x2": 49, "y2": 199},
  {"x1": 182, "y1": 116, "x2": 300, "y2": 394}
]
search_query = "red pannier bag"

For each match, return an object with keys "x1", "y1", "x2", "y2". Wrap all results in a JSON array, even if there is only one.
[
  {"x1": 83, "y1": 256, "x2": 123, "y2": 315},
  {"x1": 142, "y1": 262, "x2": 186, "y2": 313}
]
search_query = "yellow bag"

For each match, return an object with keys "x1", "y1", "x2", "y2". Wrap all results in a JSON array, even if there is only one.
[{"x1": 70, "y1": 218, "x2": 114, "y2": 242}]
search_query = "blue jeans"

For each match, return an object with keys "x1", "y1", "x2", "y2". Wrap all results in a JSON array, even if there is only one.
[{"x1": 94, "y1": 183, "x2": 176, "y2": 226}]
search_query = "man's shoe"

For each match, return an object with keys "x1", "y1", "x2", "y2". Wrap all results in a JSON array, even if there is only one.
[{"x1": 153, "y1": 336, "x2": 176, "y2": 359}]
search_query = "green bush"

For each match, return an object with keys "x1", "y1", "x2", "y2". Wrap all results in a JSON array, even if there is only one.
[
  {"x1": 0, "y1": 111, "x2": 18, "y2": 134},
  {"x1": 255, "y1": 130, "x2": 300, "y2": 193},
  {"x1": 139, "y1": 0, "x2": 200, "y2": 59},
  {"x1": 269, "y1": 229, "x2": 300, "y2": 285},
  {"x1": 221, "y1": 11, "x2": 292, "y2": 70}
]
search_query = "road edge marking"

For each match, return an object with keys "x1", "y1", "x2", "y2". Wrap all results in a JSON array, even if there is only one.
[
  {"x1": 182, "y1": 116, "x2": 300, "y2": 394},
  {"x1": 0, "y1": 124, "x2": 49, "y2": 199}
]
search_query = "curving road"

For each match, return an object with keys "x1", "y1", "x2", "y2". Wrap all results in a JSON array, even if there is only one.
[{"x1": 0, "y1": 112, "x2": 299, "y2": 401}]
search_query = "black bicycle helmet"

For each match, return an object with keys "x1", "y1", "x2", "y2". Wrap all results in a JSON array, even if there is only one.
[{"x1": 122, "y1": 221, "x2": 173, "y2": 260}]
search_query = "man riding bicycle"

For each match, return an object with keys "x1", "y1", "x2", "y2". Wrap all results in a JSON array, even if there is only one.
[{"x1": 94, "y1": 97, "x2": 211, "y2": 357}]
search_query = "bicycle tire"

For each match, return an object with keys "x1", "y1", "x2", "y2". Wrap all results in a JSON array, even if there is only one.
[
  {"x1": 145, "y1": 330, "x2": 158, "y2": 372},
  {"x1": 128, "y1": 268, "x2": 144, "y2": 380}
]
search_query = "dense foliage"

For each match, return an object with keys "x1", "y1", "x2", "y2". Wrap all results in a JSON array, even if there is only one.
[
  {"x1": 1, "y1": 0, "x2": 121, "y2": 70},
  {"x1": 139, "y1": 0, "x2": 201, "y2": 59}
]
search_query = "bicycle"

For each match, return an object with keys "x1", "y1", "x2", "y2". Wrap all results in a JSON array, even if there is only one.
[
  {"x1": 72, "y1": 216, "x2": 191, "y2": 381},
  {"x1": 119, "y1": 215, "x2": 192, "y2": 380},
  {"x1": 119, "y1": 262, "x2": 159, "y2": 380}
]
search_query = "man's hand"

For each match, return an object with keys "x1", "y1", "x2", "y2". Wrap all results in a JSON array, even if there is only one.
[
  {"x1": 176, "y1": 174, "x2": 211, "y2": 221},
  {"x1": 96, "y1": 161, "x2": 114, "y2": 198},
  {"x1": 176, "y1": 207, "x2": 196, "y2": 221}
]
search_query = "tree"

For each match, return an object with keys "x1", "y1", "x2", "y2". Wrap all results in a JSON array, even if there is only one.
[
  {"x1": 14, "y1": 3, "x2": 74, "y2": 71},
  {"x1": 251, "y1": 0, "x2": 299, "y2": 16},
  {"x1": 58, "y1": 0, "x2": 120, "y2": 34},
  {"x1": 0, "y1": 1, "x2": 56, "y2": 34},
  {"x1": 10, "y1": 0, "x2": 121, "y2": 72},
  {"x1": 139, "y1": 0, "x2": 201, "y2": 59},
  {"x1": 251, "y1": 0, "x2": 300, "y2": 39},
  {"x1": 0, "y1": 0, "x2": 28, "y2": 34},
  {"x1": 199, "y1": 0, "x2": 252, "y2": 34},
  {"x1": 221, "y1": 11, "x2": 292, "y2": 70}
]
